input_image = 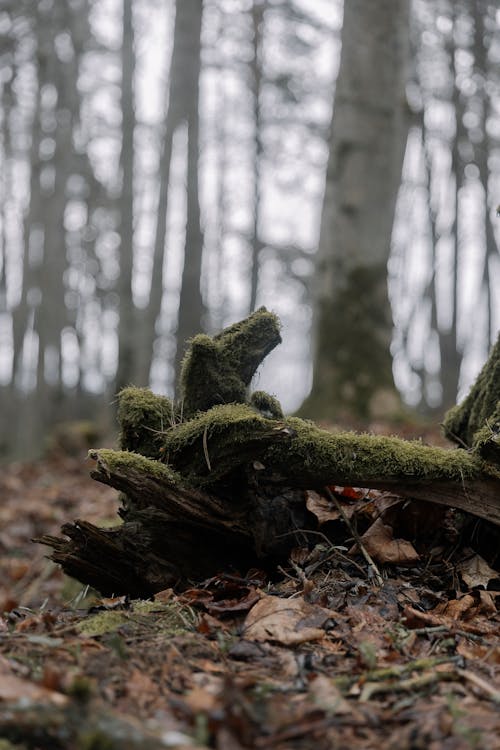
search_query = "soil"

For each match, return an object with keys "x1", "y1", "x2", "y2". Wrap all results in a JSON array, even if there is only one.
[{"x1": 0, "y1": 439, "x2": 499, "y2": 750}]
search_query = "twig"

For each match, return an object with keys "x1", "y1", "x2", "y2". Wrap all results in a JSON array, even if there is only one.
[
  {"x1": 359, "y1": 669, "x2": 455, "y2": 701},
  {"x1": 202, "y1": 425, "x2": 212, "y2": 471},
  {"x1": 457, "y1": 668, "x2": 500, "y2": 703},
  {"x1": 324, "y1": 486, "x2": 384, "y2": 587}
]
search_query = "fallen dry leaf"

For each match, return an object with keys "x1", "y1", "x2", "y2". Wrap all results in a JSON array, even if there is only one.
[
  {"x1": 456, "y1": 641, "x2": 500, "y2": 664},
  {"x1": 458, "y1": 554, "x2": 500, "y2": 590},
  {"x1": 242, "y1": 594, "x2": 336, "y2": 645},
  {"x1": 432, "y1": 591, "x2": 497, "y2": 620},
  {"x1": 305, "y1": 490, "x2": 340, "y2": 524},
  {"x1": 307, "y1": 674, "x2": 352, "y2": 715},
  {"x1": 354, "y1": 518, "x2": 419, "y2": 565},
  {"x1": 125, "y1": 668, "x2": 159, "y2": 711},
  {"x1": 0, "y1": 663, "x2": 68, "y2": 707}
]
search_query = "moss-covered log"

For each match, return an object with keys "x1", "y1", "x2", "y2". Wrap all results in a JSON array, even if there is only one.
[{"x1": 38, "y1": 309, "x2": 500, "y2": 596}]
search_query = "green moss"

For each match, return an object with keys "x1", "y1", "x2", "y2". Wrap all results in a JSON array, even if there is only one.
[
  {"x1": 143, "y1": 403, "x2": 486, "y2": 487},
  {"x1": 117, "y1": 387, "x2": 174, "y2": 458},
  {"x1": 67, "y1": 675, "x2": 94, "y2": 702},
  {"x1": 265, "y1": 416, "x2": 483, "y2": 486},
  {"x1": 90, "y1": 448, "x2": 184, "y2": 486},
  {"x1": 443, "y1": 333, "x2": 500, "y2": 447},
  {"x1": 77, "y1": 611, "x2": 129, "y2": 637},
  {"x1": 179, "y1": 307, "x2": 281, "y2": 417},
  {"x1": 250, "y1": 390, "x2": 284, "y2": 419},
  {"x1": 161, "y1": 403, "x2": 283, "y2": 482},
  {"x1": 77, "y1": 599, "x2": 196, "y2": 638},
  {"x1": 78, "y1": 731, "x2": 115, "y2": 750},
  {"x1": 471, "y1": 400, "x2": 500, "y2": 471}
]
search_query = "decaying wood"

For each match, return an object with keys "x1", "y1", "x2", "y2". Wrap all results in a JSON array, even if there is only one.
[{"x1": 38, "y1": 308, "x2": 500, "y2": 595}]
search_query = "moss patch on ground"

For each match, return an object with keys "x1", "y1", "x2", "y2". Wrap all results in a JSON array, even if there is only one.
[{"x1": 77, "y1": 599, "x2": 196, "y2": 638}]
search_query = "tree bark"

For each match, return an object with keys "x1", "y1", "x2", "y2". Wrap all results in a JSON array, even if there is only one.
[
  {"x1": 136, "y1": 0, "x2": 206, "y2": 391},
  {"x1": 116, "y1": 0, "x2": 137, "y2": 393},
  {"x1": 301, "y1": 0, "x2": 410, "y2": 422},
  {"x1": 173, "y1": 0, "x2": 205, "y2": 390}
]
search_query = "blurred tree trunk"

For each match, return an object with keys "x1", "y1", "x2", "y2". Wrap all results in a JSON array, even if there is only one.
[
  {"x1": 116, "y1": 0, "x2": 136, "y2": 393},
  {"x1": 136, "y1": 0, "x2": 205, "y2": 392},
  {"x1": 472, "y1": 1, "x2": 496, "y2": 347},
  {"x1": 172, "y1": 0, "x2": 205, "y2": 390},
  {"x1": 439, "y1": 5, "x2": 464, "y2": 412},
  {"x1": 301, "y1": 0, "x2": 410, "y2": 422},
  {"x1": 10, "y1": 3, "x2": 78, "y2": 456},
  {"x1": 248, "y1": 0, "x2": 265, "y2": 313}
]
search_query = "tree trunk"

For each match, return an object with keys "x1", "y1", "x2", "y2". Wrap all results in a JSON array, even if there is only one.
[
  {"x1": 248, "y1": 0, "x2": 265, "y2": 314},
  {"x1": 301, "y1": 0, "x2": 410, "y2": 422},
  {"x1": 439, "y1": 3, "x2": 465, "y2": 412},
  {"x1": 173, "y1": 0, "x2": 205, "y2": 390},
  {"x1": 136, "y1": 0, "x2": 205, "y2": 392},
  {"x1": 10, "y1": 2, "x2": 79, "y2": 457},
  {"x1": 116, "y1": 0, "x2": 137, "y2": 393}
]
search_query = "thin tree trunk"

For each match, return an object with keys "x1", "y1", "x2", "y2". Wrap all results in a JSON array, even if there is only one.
[
  {"x1": 301, "y1": 0, "x2": 410, "y2": 422},
  {"x1": 172, "y1": 0, "x2": 205, "y2": 389},
  {"x1": 439, "y1": 4, "x2": 464, "y2": 411},
  {"x1": 116, "y1": 0, "x2": 136, "y2": 393},
  {"x1": 248, "y1": 0, "x2": 265, "y2": 314},
  {"x1": 472, "y1": 0, "x2": 496, "y2": 347},
  {"x1": 136, "y1": 1, "x2": 205, "y2": 391}
]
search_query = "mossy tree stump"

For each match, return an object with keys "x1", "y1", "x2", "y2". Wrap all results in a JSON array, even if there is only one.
[{"x1": 39, "y1": 308, "x2": 500, "y2": 596}]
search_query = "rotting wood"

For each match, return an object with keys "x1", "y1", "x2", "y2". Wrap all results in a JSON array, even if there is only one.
[{"x1": 38, "y1": 309, "x2": 500, "y2": 595}]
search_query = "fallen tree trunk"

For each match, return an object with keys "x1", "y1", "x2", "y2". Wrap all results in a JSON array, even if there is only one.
[{"x1": 38, "y1": 308, "x2": 500, "y2": 595}]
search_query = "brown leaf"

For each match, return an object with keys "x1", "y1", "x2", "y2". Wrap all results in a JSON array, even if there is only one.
[
  {"x1": 307, "y1": 674, "x2": 351, "y2": 715},
  {"x1": 402, "y1": 599, "x2": 497, "y2": 634},
  {"x1": 456, "y1": 641, "x2": 500, "y2": 664},
  {"x1": 433, "y1": 594, "x2": 478, "y2": 620},
  {"x1": 458, "y1": 554, "x2": 500, "y2": 590},
  {"x1": 0, "y1": 660, "x2": 68, "y2": 707},
  {"x1": 206, "y1": 587, "x2": 261, "y2": 615},
  {"x1": 242, "y1": 594, "x2": 335, "y2": 645},
  {"x1": 126, "y1": 669, "x2": 158, "y2": 711},
  {"x1": 95, "y1": 595, "x2": 129, "y2": 610},
  {"x1": 184, "y1": 678, "x2": 223, "y2": 713},
  {"x1": 305, "y1": 490, "x2": 340, "y2": 524},
  {"x1": 355, "y1": 518, "x2": 419, "y2": 565}
]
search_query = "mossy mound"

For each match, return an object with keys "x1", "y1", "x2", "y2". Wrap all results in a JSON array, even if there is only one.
[{"x1": 179, "y1": 307, "x2": 281, "y2": 417}]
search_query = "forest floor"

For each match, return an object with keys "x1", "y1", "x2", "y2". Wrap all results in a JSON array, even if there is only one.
[{"x1": 0, "y1": 424, "x2": 500, "y2": 750}]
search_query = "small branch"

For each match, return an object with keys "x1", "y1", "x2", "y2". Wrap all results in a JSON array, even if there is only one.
[{"x1": 324, "y1": 486, "x2": 384, "y2": 587}]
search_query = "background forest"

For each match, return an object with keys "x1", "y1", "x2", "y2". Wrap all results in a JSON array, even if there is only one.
[{"x1": 0, "y1": 0, "x2": 499, "y2": 459}]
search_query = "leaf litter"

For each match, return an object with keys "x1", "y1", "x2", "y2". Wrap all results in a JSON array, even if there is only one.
[{"x1": 0, "y1": 449, "x2": 499, "y2": 749}]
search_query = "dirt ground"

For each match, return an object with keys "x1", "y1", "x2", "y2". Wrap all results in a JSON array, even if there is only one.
[{"x1": 0, "y1": 442, "x2": 499, "y2": 750}]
